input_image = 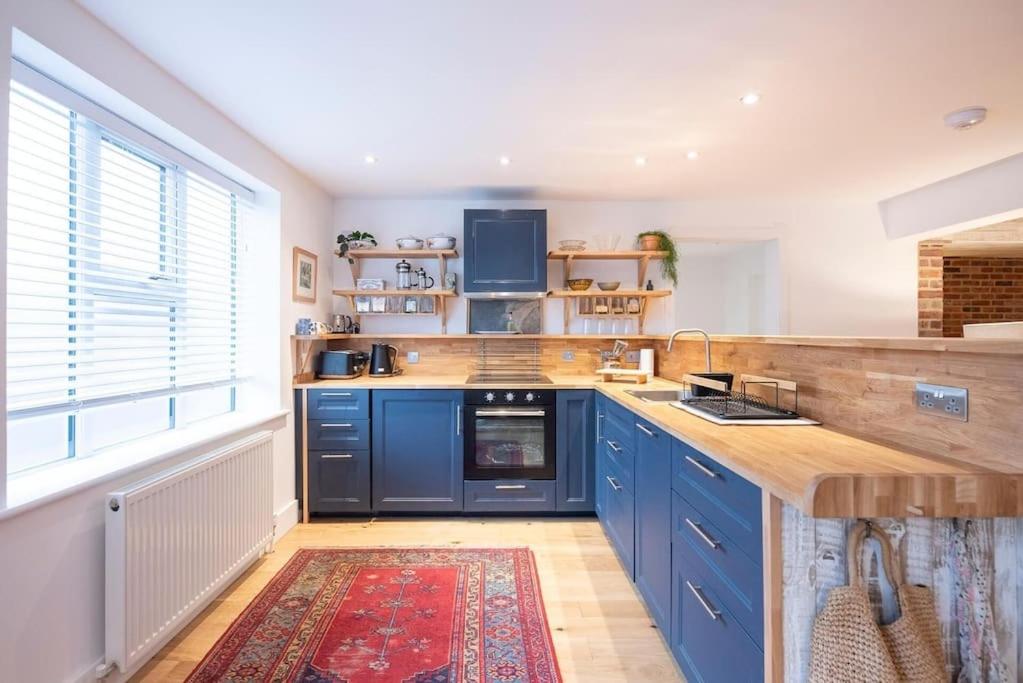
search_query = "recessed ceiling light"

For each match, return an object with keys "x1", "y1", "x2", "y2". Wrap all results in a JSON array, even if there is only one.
[
  {"x1": 363, "y1": 154, "x2": 377, "y2": 164},
  {"x1": 944, "y1": 106, "x2": 987, "y2": 130},
  {"x1": 634, "y1": 155, "x2": 647, "y2": 167},
  {"x1": 686, "y1": 150, "x2": 700, "y2": 160},
  {"x1": 498, "y1": 155, "x2": 511, "y2": 166},
  {"x1": 739, "y1": 92, "x2": 761, "y2": 106}
]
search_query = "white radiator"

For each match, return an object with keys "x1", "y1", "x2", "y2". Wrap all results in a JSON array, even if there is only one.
[{"x1": 103, "y1": 432, "x2": 274, "y2": 676}]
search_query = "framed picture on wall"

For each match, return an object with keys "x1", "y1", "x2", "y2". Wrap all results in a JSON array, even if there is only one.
[{"x1": 292, "y1": 247, "x2": 318, "y2": 303}]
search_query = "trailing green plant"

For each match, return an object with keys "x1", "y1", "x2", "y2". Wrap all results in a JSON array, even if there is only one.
[
  {"x1": 336, "y1": 230, "x2": 378, "y2": 263},
  {"x1": 637, "y1": 230, "x2": 679, "y2": 286}
]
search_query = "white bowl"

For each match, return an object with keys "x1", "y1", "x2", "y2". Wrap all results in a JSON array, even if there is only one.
[
  {"x1": 427, "y1": 234, "x2": 456, "y2": 249},
  {"x1": 396, "y1": 236, "x2": 424, "y2": 249},
  {"x1": 592, "y1": 234, "x2": 621, "y2": 251}
]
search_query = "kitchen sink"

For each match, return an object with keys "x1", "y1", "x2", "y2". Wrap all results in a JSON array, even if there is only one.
[{"x1": 625, "y1": 389, "x2": 689, "y2": 402}]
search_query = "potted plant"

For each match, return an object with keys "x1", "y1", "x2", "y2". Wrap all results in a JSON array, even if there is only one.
[
  {"x1": 335, "y1": 230, "x2": 378, "y2": 263},
  {"x1": 636, "y1": 230, "x2": 679, "y2": 286}
]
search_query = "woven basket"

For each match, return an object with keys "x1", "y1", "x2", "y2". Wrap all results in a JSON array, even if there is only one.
[{"x1": 809, "y1": 522, "x2": 946, "y2": 682}]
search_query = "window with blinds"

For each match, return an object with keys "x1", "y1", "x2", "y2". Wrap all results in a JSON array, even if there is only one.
[{"x1": 6, "y1": 78, "x2": 249, "y2": 474}]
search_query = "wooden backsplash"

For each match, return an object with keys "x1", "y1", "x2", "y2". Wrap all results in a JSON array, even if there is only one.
[
  {"x1": 318, "y1": 336, "x2": 1023, "y2": 473},
  {"x1": 656, "y1": 339, "x2": 1023, "y2": 473}
]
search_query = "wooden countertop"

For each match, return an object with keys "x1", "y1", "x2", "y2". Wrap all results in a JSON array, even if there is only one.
[{"x1": 293, "y1": 375, "x2": 1023, "y2": 518}]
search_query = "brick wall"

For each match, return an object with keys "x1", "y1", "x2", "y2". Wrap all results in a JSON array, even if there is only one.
[
  {"x1": 941, "y1": 256, "x2": 1023, "y2": 336},
  {"x1": 917, "y1": 241, "x2": 947, "y2": 337}
]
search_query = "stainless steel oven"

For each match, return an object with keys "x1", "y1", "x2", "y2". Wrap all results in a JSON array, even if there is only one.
[{"x1": 463, "y1": 389, "x2": 555, "y2": 480}]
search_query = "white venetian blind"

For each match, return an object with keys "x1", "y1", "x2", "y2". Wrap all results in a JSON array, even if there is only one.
[{"x1": 6, "y1": 78, "x2": 250, "y2": 421}]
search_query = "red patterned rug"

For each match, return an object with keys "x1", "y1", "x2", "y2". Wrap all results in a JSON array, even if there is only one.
[{"x1": 187, "y1": 547, "x2": 562, "y2": 682}]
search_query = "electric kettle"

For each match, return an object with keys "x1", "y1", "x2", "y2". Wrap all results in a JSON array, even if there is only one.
[{"x1": 369, "y1": 343, "x2": 399, "y2": 376}]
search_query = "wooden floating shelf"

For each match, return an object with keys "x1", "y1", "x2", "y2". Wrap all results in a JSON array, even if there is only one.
[
  {"x1": 547, "y1": 289, "x2": 671, "y2": 298},
  {"x1": 548, "y1": 250, "x2": 668, "y2": 260},
  {"x1": 332, "y1": 289, "x2": 456, "y2": 297},
  {"x1": 345, "y1": 249, "x2": 458, "y2": 259}
]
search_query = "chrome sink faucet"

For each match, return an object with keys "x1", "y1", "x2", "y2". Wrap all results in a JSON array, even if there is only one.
[{"x1": 666, "y1": 328, "x2": 712, "y2": 372}]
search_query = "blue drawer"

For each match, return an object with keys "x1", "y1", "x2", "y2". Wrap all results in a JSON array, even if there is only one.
[
  {"x1": 672, "y1": 439, "x2": 762, "y2": 560},
  {"x1": 463, "y1": 480, "x2": 556, "y2": 512},
  {"x1": 671, "y1": 541, "x2": 763, "y2": 683},
  {"x1": 603, "y1": 439, "x2": 634, "y2": 493},
  {"x1": 307, "y1": 419, "x2": 370, "y2": 450},
  {"x1": 309, "y1": 449, "x2": 371, "y2": 514},
  {"x1": 672, "y1": 492, "x2": 763, "y2": 647},
  {"x1": 307, "y1": 389, "x2": 369, "y2": 420},
  {"x1": 602, "y1": 469, "x2": 635, "y2": 578},
  {"x1": 604, "y1": 399, "x2": 636, "y2": 451}
]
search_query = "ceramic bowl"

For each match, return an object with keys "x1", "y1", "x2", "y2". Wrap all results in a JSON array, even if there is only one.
[
  {"x1": 426, "y1": 234, "x2": 456, "y2": 249},
  {"x1": 396, "y1": 236, "x2": 424, "y2": 249},
  {"x1": 597, "y1": 281, "x2": 621, "y2": 291},
  {"x1": 567, "y1": 278, "x2": 594, "y2": 291}
]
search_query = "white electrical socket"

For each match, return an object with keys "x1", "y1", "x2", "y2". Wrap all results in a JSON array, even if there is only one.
[
  {"x1": 407, "y1": 351, "x2": 420, "y2": 364},
  {"x1": 562, "y1": 350, "x2": 575, "y2": 361}
]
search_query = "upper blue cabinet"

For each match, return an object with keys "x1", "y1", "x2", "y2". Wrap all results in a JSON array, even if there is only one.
[{"x1": 463, "y1": 209, "x2": 547, "y2": 292}]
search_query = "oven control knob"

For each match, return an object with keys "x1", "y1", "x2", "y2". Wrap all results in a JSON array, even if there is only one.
[
  {"x1": 484, "y1": 392, "x2": 495, "y2": 403},
  {"x1": 525, "y1": 392, "x2": 535, "y2": 402},
  {"x1": 505, "y1": 392, "x2": 516, "y2": 402}
]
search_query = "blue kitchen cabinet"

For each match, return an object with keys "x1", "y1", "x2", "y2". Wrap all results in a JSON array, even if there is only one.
[
  {"x1": 602, "y1": 457, "x2": 636, "y2": 578},
  {"x1": 594, "y1": 393, "x2": 608, "y2": 518},
  {"x1": 555, "y1": 390, "x2": 595, "y2": 512},
  {"x1": 372, "y1": 390, "x2": 464, "y2": 512},
  {"x1": 634, "y1": 417, "x2": 672, "y2": 635},
  {"x1": 309, "y1": 450, "x2": 371, "y2": 514},
  {"x1": 463, "y1": 209, "x2": 547, "y2": 292}
]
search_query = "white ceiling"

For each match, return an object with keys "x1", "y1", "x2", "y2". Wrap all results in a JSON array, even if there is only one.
[{"x1": 78, "y1": 0, "x2": 1023, "y2": 201}]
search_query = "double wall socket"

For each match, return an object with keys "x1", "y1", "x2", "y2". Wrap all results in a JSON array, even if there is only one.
[{"x1": 915, "y1": 382, "x2": 968, "y2": 422}]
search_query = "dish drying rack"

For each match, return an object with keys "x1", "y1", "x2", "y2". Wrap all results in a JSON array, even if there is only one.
[
  {"x1": 681, "y1": 374, "x2": 802, "y2": 420},
  {"x1": 469, "y1": 339, "x2": 547, "y2": 383}
]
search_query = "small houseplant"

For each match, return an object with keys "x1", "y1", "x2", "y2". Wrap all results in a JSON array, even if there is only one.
[
  {"x1": 636, "y1": 230, "x2": 678, "y2": 286},
  {"x1": 335, "y1": 230, "x2": 378, "y2": 263}
]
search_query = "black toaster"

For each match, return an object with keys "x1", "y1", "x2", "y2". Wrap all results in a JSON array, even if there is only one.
[{"x1": 318, "y1": 350, "x2": 368, "y2": 378}]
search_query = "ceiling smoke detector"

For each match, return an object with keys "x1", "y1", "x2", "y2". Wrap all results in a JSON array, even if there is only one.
[{"x1": 944, "y1": 107, "x2": 987, "y2": 130}]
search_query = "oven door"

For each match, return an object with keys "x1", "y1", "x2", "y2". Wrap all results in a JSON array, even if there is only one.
[{"x1": 464, "y1": 405, "x2": 556, "y2": 480}]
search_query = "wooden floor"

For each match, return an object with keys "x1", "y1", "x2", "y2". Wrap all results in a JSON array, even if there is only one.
[{"x1": 132, "y1": 517, "x2": 684, "y2": 682}]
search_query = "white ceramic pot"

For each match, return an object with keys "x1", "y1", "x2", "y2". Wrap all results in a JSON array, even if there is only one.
[
  {"x1": 396, "y1": 236, "x2": 424, "y2": 249},
  {"x1": 426, "y1": 234, "x2": 456, "y2": 249}
]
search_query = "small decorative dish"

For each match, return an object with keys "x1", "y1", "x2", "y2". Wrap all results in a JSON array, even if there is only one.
[
  {"x1": 559, "y1": 239, "x2": 587, "y2": 251},
  {"x1": 426, "y1": 234, "x2": 456, "y2": 249},
  {"x1": 396, "y1": 236, "x2": 424, "y2": 249},
  {"x1": 567, "y1": 278, "x2": 594, "y2": 291},
  {"x1": 347, "y1": 239, "x2": 375, "y2": 250},
  {"x1": 597, "y1": 281, "x2": 621, "y2": 291}
]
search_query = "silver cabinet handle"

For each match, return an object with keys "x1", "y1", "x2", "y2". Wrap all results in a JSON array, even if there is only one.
[
  {"x1": 321, "y1": 423, "x2": 354, "y2": 428},
  {"x1": 607, "y1": 441, "x2": 623, "y2": 453},
  {"x1": 495, "y1": 484, "x2": 527, "y2": 490},
  {"x1": 636, "y1": 423, "x2": 657, "y2": 438},
  {"x1": 321, "y1": 392, "x2": 353, "y2": 397},
  {"x1": 321, "y1": 453, "x2": 354, "y2": 459},
  {"x1": 456, "y1": 407, "x2": 462, "y2": 435},
  {"x1": 685, "y1": 455, "x2": 717, "y2": 478},
  {"x1": 475, "y1": 409, "x2": 547, "y2": 417},
  {"x1": 685, "y1": 518, "x2": 720, "y2": 549},
  {"x1": 597, "y1": 412, "x2": 604, "y2": 441},
  {"x1": 606, "y1": 475, "x2": 623, "y2": 492},
  {"x1": 686, "y1": 581, "x2": 720, "y2": 621}
]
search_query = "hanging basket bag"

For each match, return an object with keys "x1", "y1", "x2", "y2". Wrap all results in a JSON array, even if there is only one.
[{"x1": 809, "y1": 521, "x2": 946, "y2": 682}]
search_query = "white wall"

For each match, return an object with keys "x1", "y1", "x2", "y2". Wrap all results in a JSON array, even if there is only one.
[
  {"x1": 333, "y1": 198, "x2": 919, "y2": 336},
  {"x1": 0, "y1": 1, "x2": 333, "y2": 681}
]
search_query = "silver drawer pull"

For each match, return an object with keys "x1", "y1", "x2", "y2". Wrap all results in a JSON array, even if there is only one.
[
  {"x1": 321, "y1": 392, "x2": 353, "y2": 397},
  {"x1": 686, "y1": 581, "x2": 720, "y2": 621},
  {"x1": 636, "y1": 423, "x2": 657, "y2": 438},
  {"x1": 476, "y1": 409, "x2": 547, "y2": 417},
  {"x1": 684, "y1": 455, "x2": 717, "y2": 478},
  {"x1": 685, "y1": 518, "x2": 720, "y2": 549},
  {"x1": 321, "y1": 454, "x2": 353, "y2": 459},
  {"x1": 606, "y1": 475, "x2": 623, "y2": 492},
  {"x1": 495, "y1": 484, "x2": 527, "y2": 490},
  {"x1": 607, "y1": 441, "x2": 623, "y2": 453},
  {"x1": 321, "y1": 423, "x2": 354, "y2": 428}
]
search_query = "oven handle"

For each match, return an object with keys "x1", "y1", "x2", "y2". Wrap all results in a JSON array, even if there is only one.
[{"x1": 474, "y1": 409, "x2": 547, "y2": 417}]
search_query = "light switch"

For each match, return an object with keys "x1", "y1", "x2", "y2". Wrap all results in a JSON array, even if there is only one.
[{"x1": 407, "y1": 351, "x2": 420, "y2": 364}]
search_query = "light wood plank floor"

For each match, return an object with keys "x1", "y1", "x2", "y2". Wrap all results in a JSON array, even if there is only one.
[{"x1": 132, "y1": 517, "x2": 684, "y2": 682}]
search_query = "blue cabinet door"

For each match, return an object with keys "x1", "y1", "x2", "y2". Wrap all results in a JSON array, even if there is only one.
[
  {"x1": 603, "y1": 466, "x2": 636, "y2": 578},
  {"x1": 556, "y1": 390, "x2": 595, "y2": 512},
  {"x1": 372, "y1": 390, "x2": 464, "y2": 512},
  {"x1": 463, "y1": 209, "x2": 547, "y2": 292},
  {"x1": 594, "y1": 393, "x2": 607, "y2": 519},
  {"x1": 309, "y1": 450, "x2": 371, "y2": 514},
  {"x1": 634, "y1": 418, "x2": 673, "y2": 635}
]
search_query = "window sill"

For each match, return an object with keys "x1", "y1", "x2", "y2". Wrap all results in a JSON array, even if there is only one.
[{"x1": 2, "y1": 409, "x2": 289, "y2": 521}]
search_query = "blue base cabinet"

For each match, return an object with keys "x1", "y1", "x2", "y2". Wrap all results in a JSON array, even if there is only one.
[
  {"x1": 634, "y1": 417, "x2": 672, "y2": 635},
  {"x1": 556, "y1": 390, "x2": 595, "y2": 512},
  {"x1": 309, "y1": 450, "x2": 371, "y2": 514},
  {"x1": 594, "y1": 393, "x2": 608, "y2": 519},
  {"x1": 371, "y1": 390, "x2": 464, "y2": 512}
]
